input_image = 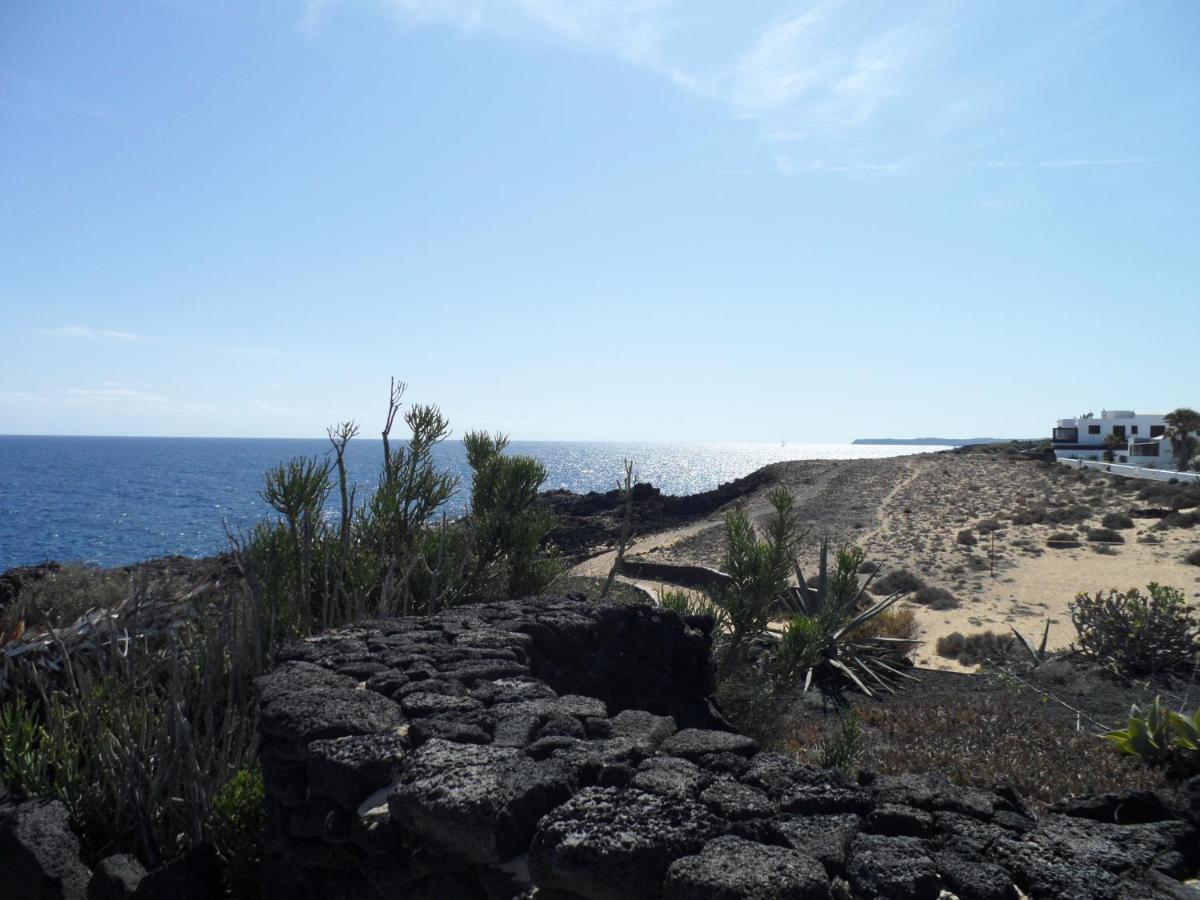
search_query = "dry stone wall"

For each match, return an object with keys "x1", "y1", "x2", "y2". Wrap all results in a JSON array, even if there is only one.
[{"x1": 256, "y1": 596, "x2": 1200, "y2": 899}]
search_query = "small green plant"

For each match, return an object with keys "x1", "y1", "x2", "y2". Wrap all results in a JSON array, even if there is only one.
[
  {"x1": 818, "y1": 708, "x2": 863, "y2": 771},
  {"x1": 1071, "y1": 583, "x2": 1199, "y2": 676},
  {"x1": 1106, "y1": 696, "x2": 1200, "y2": 778},
  {"x1": 209, "y1": 765, "x2": 265, "y2": 899},
  {"x1": 657, "y1": 587, "x2": 730, "y2": 635}
]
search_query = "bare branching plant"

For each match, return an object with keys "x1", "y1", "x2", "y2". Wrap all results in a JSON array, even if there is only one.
[{"x1": 601, "y1": 459, "x2": 636, "y2": 601}]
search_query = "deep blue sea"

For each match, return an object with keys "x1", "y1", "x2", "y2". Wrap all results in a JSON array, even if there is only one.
[{"x1": 0, "y1": 436, "x2": 940, "y2": 569}]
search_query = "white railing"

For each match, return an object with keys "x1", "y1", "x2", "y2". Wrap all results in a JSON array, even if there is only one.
[{"x1": 1056, "y1": 457, "x2": 1200, "y2": 483}]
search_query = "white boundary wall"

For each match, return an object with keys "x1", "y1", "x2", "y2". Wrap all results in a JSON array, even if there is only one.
[{"x1": 1057, "y1": 457, "x2": 1200, "y2": 484}]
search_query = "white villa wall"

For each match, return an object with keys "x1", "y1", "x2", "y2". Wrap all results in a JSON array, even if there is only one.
[{"x1": 1057, "y1": 457, "x2": 1200, "y2": 484}]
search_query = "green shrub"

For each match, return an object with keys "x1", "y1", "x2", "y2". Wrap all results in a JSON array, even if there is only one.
[
  {"x1": 976, "y1": 518, "x2": 1003, "y2": 534},
  {"x1": 1071, "y1": 584, "x2": 1200, "y2": 676},
  {"x1": 956, "y1": 530, "x2": 977, "y2": 547},
  {"x1": 715, "y1": 489, "x2": 799, "y2": 667},
  {"x1": 1185, "y1": 548, "x2": 1200, "y2": 567},
  {"x1": 1086, "y1": 527, "x2": 1124, "y2": 543},
  {"x1": 1101, "y1": 511, "x2": 1134, "y2": 530},
  {"x1": 209, "y1": 765, "x2": 265, "y2": 899}
]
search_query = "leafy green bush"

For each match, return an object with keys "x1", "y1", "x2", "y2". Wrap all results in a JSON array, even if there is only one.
[
  {"x1": 209, "y1": 765, "x2": 265, "y2": 898},
  {"x1": 1070, "y1": 584, "x2": 1200, "y2": 676}
]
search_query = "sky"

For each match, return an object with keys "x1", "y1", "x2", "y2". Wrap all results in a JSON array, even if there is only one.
[{"x1": 1, "y1": 1, "x2": 1197, "y2": 442}]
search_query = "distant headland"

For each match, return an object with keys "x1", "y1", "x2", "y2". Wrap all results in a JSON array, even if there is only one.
[{"x1": 851, "y1": 437, "x2": 1008, "y2": 446}]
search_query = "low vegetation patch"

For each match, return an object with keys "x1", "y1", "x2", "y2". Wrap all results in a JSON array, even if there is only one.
[
  {"x1": 1100, "y1": 511, "x2": 1134, "y2": 530},
  {"x1": 1085, "y1": 527, "x2": 1124, "y2": 543},
  {"x1": 870, "y1": 569, "x2": 926, "y2": 596},
  {"x1": 1137, "y1": 482, "x2": 1200, "y2": 511},
  {"x1": 784, "y1": 693, "x2": 1168, "y2": 810},
  {"x1": 955, "y1": 530, "x2": 977, "y2": 546},
  {"x1": 935, "y1": 630, "x2": 1017, "y2": 667},
  {"x1": 1047, "y1": 531, "x2": 1081, "y2": 548},
  {"x1": 912, "y1": 586, "x2": 960, "y2": 611},
  {"x1": 1185, "y1": 548, "x2": 1200, "y2": 567}
]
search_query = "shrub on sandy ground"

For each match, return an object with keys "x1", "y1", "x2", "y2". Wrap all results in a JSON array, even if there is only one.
[
  {"x1": 847, "y1": 606, "x2": 919, "y2": 643},
  {"x1": 870, "y1": 569, "x2": 926, "y2": 596},
  {"x1": 784, "y1": 693, "x2": 1170, "y2": 810},
  {"x1": 1071, "y1": 584, "x2": 1200, "y2": 676},
  {"x1": 912, "y1": 586, "x2": 960, "y2": 611},
  {"x1": 1011, "y1": 507, "x2": 1045, "y2": 526},
  {"x1": 1137, "y1": 481, "x2": 1200, "y2": 510},
  {"x1": 976, "y1": 518, "x2": 1003, "y2": 534},
  {"x1": 956, "y1": 530, "x2": 977, "y2": 546},
  {"x1": 1045, "y1": 505, "x2": 1092, "y2": 525},
  {"x1": 1101, "y1": 511, "x2": 1135, "y2": 529},
  {"x1": 935, "y1": 630, "x2": 1017, "y2": 667},
  {"x1": 1185, "y1": 548, "x2": 1200, "y2": 567},
  {"x1": 1152, "y1": 511, "x2": 1198, "y2": 531},
  {"x1": 1047, "y1": 531, "x2": 1081, "y2": 548},
  {"x1": 1086, "y1": 527, "x2": 1124, "y2": 543}
]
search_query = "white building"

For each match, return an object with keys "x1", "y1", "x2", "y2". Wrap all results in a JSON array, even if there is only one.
[{"x1": 1051, "y1": 409, "x2": 1172, "y2": 466}]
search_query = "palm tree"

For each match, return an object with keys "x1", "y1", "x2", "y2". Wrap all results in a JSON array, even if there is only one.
[
  {"x1": 1103, "y1": 432, "x2": 1125, "y2": 462},
  {"x1": 1164, "y1": 408, "x2": 1200, "y2": 471}
]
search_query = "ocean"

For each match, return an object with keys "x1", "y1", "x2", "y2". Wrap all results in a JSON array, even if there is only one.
[{"x1": 0, "y1": 436, "x2": 941, "y2": 569}]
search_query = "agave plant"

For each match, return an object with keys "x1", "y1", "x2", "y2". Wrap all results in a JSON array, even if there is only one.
[
  {"x1": 1010, "y1": 620, "x2": 1052, "y2": 666},
  {"x1": 772, "y1": 540, "x2": 921, "y2": 697},
  {"x1": 1106, "y1": 695, "x2": 1200, "y2": 767}
]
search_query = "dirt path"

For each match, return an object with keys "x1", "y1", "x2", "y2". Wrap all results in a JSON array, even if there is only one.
[{"x1": 568, "y1": 463, "x2": 843, "y2": 591}]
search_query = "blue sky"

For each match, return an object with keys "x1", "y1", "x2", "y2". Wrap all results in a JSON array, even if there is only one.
[{"x1": 1, "y1": 0, "x2": 1197, "y2": 441}]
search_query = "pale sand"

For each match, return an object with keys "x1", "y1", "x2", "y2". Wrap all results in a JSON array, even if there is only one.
[{"x1": 570, "y1": 452, "x2": 1200, "y2": 671}]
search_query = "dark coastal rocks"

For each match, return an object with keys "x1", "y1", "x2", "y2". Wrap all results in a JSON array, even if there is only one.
[
  {"x1": 132, "y1": 843, "x2": 222, "y2": 900},
  {"x1": 86, "y1": 855, "x2": 146, "y2": 900},
  {"x1": 0, "y1": 799, "x2": 92, "y2": 900},
  {"x1": 663, "y1": 835, "x2": 828, "y2": 899},
  {"x1": 388, "y1": 739, "x2": 575, "y2": 864},
  {"x1": 254, "y1": 595, "x2": 1200, "y2": 900},
  {"x1": 529, "y1": 787, "x2": 723, "y2": 900}
]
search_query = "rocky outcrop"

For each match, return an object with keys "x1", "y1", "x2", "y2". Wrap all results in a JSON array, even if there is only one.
[{"x1": 255, "y1": 595, "x2": 1200, "y2": 899}]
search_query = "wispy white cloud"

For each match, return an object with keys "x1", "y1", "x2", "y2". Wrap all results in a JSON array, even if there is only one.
[
  {"x1": 40, "y1": 325, "x2": 150, "y2": 341},
  {"x1": 67, "y1": 387, "x2": 170, "y2": 408},
  {"x1": 300, "y1": 0, "x2": 952, "y2": 143}
]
